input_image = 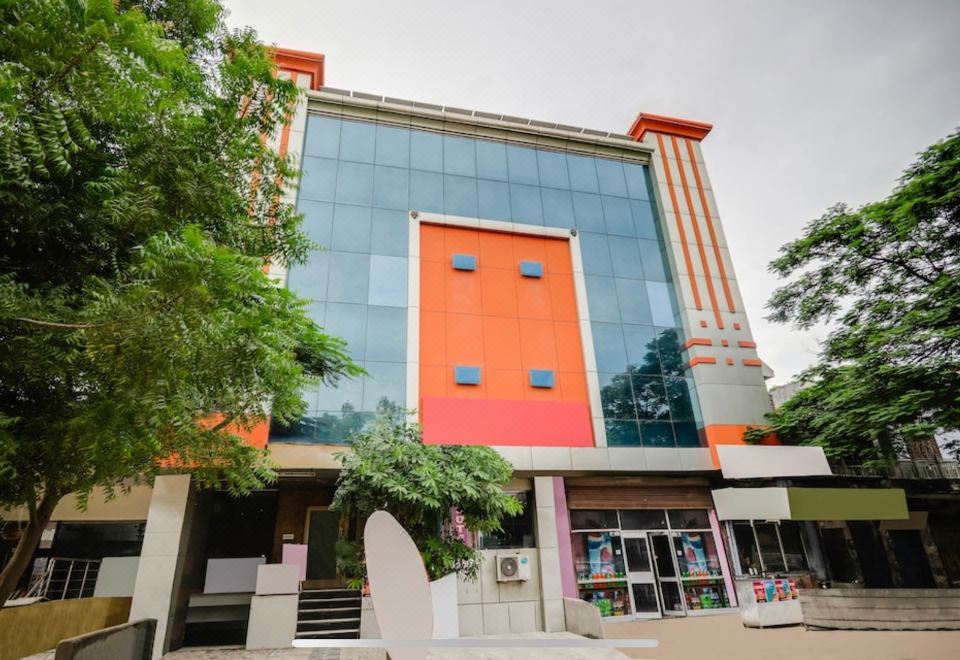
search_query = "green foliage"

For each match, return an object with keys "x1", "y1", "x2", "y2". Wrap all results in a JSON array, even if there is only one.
[
  {"x1": 334, "y1": 539, "x2": 365, "y2": 590},
  {"x1": 332, "y1": 413, "x2": 522, "y2": 581},
  {"x1": 0, "y1": 0, "x2": 360, "y2": 597},
  {"x1": 752, "y1": 130, "x2": 960, "y2": 463}
]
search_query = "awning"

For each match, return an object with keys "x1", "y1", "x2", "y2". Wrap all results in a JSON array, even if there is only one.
[
  {"x1": 712, "y1": 487, "x2": 909, "y2": 521},
  {"x1": 716, "y1": 445, "x2": 832, "y2": 479}
]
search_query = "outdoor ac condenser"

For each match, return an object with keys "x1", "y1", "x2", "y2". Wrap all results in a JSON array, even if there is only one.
[{"x1": 496, "y1": 552, "x2": 531, "y2": 582}]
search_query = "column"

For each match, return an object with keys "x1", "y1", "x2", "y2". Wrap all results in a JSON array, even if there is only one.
[{"x1": 534, "y1": 476, "x2": 565, "y2": 632}]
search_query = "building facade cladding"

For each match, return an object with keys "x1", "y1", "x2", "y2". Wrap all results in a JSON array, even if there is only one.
[{"x1": 274, "y1": 112, "x2": 708, "y2": 449}]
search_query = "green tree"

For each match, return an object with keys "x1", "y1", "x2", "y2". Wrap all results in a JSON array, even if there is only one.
[
  {"x1": 0, "y1": 0, "x2": 360, "y2": 603},
  {"x1": 749, "y1": 130, "x2": 960, "y2": 464},
  {"x1": 331, "y1": 413, "x2": 523, "y2": 581}
]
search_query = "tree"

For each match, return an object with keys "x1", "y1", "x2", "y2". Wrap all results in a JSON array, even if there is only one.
[
  {"x1": 331, "y1": 412, "x2": 523, "y2": 581},
  {"x1": 0, "y1": 0, "x2": 360, "y2": 603},
  {"x1": 749, "y1": 130, "x2": 960, "y2": 464}
]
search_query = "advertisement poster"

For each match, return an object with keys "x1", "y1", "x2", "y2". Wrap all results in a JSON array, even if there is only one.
[
  {"x1": 587, "y1": 532, "x2": 614, "y2": 573},
  {"x1": 753, "y1": 578, "x2": 799, "y2": 603},
  {"x1": 681, "y1": 532, "x2": 708, "y2": 571}
]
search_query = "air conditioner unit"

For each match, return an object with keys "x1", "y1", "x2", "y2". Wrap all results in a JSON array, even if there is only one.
[{"x1": 496, "y1": 552, "x2": 531, "y2": 582}]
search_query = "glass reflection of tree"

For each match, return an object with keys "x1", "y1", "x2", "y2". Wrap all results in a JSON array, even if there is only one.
[
  {"x1": 271, "y1": 397, "x2": 402, "y2": 443},
  {"x1": 600, "y1": 328, "x2": 693, "y2": 446}
]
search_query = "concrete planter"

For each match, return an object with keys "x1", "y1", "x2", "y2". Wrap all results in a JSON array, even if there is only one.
[
  {"x1": 431, "y1": 573, "x2": 460, "y2": 639},
  {"x1": 799, "y1": 588, "x2": 960, "y2": 630}
]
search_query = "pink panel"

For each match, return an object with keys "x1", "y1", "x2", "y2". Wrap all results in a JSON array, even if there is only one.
[
  {"x1": 553, "y1": 476, "x2": 578, "y2": 599},
  {"x1": 282, "y1": 543, "x2": 308, "y2": 582},
  {"x1": 421, "y1": 396, "x2": 593, "y2": 447},
  {"x1": 708, "y1": 509, "x2": 737, "y2": 607}
]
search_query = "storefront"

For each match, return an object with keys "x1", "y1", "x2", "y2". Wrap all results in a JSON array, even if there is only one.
[{"x1": 565, "y1": 479, "x2": 737, "y2": 620}]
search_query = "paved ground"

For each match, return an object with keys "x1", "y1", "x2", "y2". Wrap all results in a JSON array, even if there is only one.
[{"x1": 603, "y1": 613, "x2": 960, "y2": 660}]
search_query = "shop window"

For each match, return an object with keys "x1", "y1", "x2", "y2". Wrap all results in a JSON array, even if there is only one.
[
  {"x1": 570, "y1": 509, "x2": 619, "y2": 530},
  {"x1": 571, "y1": 529, "x2": 629, "y2": 617},
  {"x1": 478, "y1": 491, "x2": 535, "y2": 549},
  {"x1": 754, "y1": 523, "x2": 787, "y2": 573},
  {"x1": 668, "y1": 509, "x2": 711, "y2": 530},
  {"x1": 619, "y1": 509, "x2": 667, "y2": 530},
  {"x1": 733, "y1": 523, "x2": 763, "y2": 576},
  {"x1": 778, "y1": 522, "x2": 809, "y2": 572},
  {"x1": 732, "y1": 521, "x2": 813, "y2": 576}
]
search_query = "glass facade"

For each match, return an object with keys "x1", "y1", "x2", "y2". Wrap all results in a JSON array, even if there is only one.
[{"x1": 274, "y1": 114, "x2": 703, "y2": 446}]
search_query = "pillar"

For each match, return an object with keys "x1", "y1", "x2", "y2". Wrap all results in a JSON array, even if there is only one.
[{"x1": 534, "y1": 476, "x2": 565, "y2": 632}]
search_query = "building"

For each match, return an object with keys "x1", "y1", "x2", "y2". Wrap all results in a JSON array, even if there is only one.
[{"x1": 5, "y1": 47, "x2": 953, "y2": 656}]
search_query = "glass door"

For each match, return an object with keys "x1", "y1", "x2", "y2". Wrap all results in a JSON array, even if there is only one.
[
  {"x1": 650, "y1": 531, "x2": 686, "y2": 616},
  {"x1": 622, "y1": 533, "x2": 661, "y2": 618}
]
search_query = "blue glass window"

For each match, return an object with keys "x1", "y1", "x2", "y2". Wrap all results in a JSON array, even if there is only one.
[
  {"x1": 364, "y1": 306, "x2": 407, "y2": 362},
  {"x1": 506, "y1": 145, "x2": 539, "y2": 185},
  {"x1": 443, "y1": 135, "x2": 476, "y2": 177},
  {"x1": 632, "y1": 375, "x2": 670, "y2": 420},
  {"x1": 331, "y1": 204, "x2": 372, "y2": 253},
  {"x1": 339, "y1": 121, "x2": 376, "y2": 163},
  {"x1": 509, "y1": 184, "x2": 543, "y2": 225},
  {"x1": 409, "y1": 170, "x2": 443, "y2": 212},
  {"x1": 323, "y1": 302, "x2": 368, "y2": 360},
  {"x1": 665, "y1": 377, "x2": 695, "y2": 421},
  {"x1": 375, "y1": 125, "x2": 410, "y2": 167},
  {"x1": 299, "y1": 157, "x2": 338, "y2": 203},
  {"x1": 674, "y1": 422, "x2": 701, "y2": 447},
  {"x1": 623, "y1": 324, "x2": 660, "y2": 374},
  {"x1": 443, "y1": 175, "x2": 478, "y2": 217},
  {"x1": 585, "y1": 276, "x2": 620, "y2": 323},
  {"x1": 579, "y1": 233, "x2": 612, "y2": 276},
  {"x1": 370, "y1": 208, "x2": 409, "y2": 257},
  {"x1": 368, "y1": 255, "x2": 407, "y2": 307},
  {"x1": 646, "y1": 281, "x2": 675, "y2": 327},
  {"x1": 304, "y1": 116, "x2": 341, "y2": 159},
  {"x1": 541, "y1": 188, "x2": 575, "y2": 228},
  {"x1": 286, "y1": 251, "x2": 329, "y2": 302},
  {"x1": 476, "y1": 141, "x2": 508, "y2": 181},
  {"x1": 656, "y1": 329, "x2": 684, "y2": 376},
  {"x1": 335, "y1": 161, "x2": 374, "y2": 206},
  {"x1": 602, "y1": 196, "x2": 634, "y2": 237},
  {"x1": 478, "y1": 179, "x2": 511, "y2": 221},
  {"x1": 571, "y1": 192, "x2": 605, "y2": 232},
  {"x1": 591, "y1": 322, "x2": 627, "y2": 372},
  {"x1": 631, "y1": 200, "x2": 658, "y2": 240},
  {"x1": 567, "y1": 154, "x2": 599, "y2": 193},
  {"x1": 315, "y1": 370, "x2": 363, "y2": 412},
  {"x1": 373, "y1": 165, "x2": 409, "y2": 211},
  {"x1": 595, "y1": 159, "x2": 628, "y2": 197},
  {"x1": 410, "y1": 131, "x2": 443, "y2": 172},
  {"x1": 520, "y1": 261, "x2": 543, "y2": 278},
  {"x1": 606, "y1": 420, "x2": 641, "y2": 447},
  {"x1": 326, "y1": 252, "x2": 370, "y2": 304},
  {"x1": 537, "y1": 151, "x2": 570, "y2": 189},
  {"x1": 637, "y1": 239, "x2": 668, "y2": 281},
  {"x1": 623, "y1": 162, "x2": 650, "y2": 200},
  {"x1": 599, "y1": 371, "x2": 634, "y2": 420},
  {"x1": 529, "y1": 369, "x2": 555, "y2": 388},
  {"x1": 608, "y1": 239, "x2": 644, "y2": 280},
  {"x1": 362, "y1": 362, "x2": 405, "y2": 410},
  {"x1": 640, "y1": 422, "x2": 676, "y2": 448},
  {"x1": 454, "y1": 366, "x2": 482, "y2": 385},
  {"x1": 452, "y1": 253, "x2": 477, "y2": 271},
  {"x1": 615, "y1": 278, "x2": 653, "y2": 325},
  {"x1": 299, "y1": 200, "x2": 334, "y2": 246}
]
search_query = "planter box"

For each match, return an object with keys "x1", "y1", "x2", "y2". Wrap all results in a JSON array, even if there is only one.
[{"x1": 799, "y1": 588, "x2": 960, "y2": 630}]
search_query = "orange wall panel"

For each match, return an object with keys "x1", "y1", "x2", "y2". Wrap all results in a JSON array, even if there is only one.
[{"x1": 482, "y1": 317, "x2": 522, "y2": 369}]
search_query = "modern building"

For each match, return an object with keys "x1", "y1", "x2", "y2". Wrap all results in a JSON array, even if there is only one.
[{"x1": 5, "y1": 47, "x2": 955, "y2": 656}]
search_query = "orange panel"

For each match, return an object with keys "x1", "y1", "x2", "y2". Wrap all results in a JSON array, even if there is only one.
[
  {"x1": 478, "y1": 231, "x2": 514, "y2": 269},
  {"x1": 516, "y1": 277, "x2": 553, "y2": 320},
  {"x1": 420, "y1": 364, "x2": 447, "y2": 399},
  {"x1": 449, "y1": 368, "x2": 486, "y2": 399},
  {"x1": 524, "y1": 377, "x2": 560, "y2": 401},
  {"x1": 684, "y1": 337, "x2": 712, "y2": 349},
  {"x1": 445, "y1": 268, "x2": 483, "y2": 315},
  {"x1": 444, "y1": 226, "x2": 481, "y2": 258},
  {"x1": 688, "y1": 356, "x2": 717, "y2": 366},
  {"x1": 704, "y1": 424, "x2": 778, "y2": 467},
  {"x1": 558, "y1": 371, "x2": 589, "y2": 403},
  {"x1": 482, "y1": 316, "x2": 522, "y2": 369},
  {"x1": 512, "y1": 235, "x2": 547, "y2": 264},
  {"x1": 548, "y1": 276, "x2": 578, "y2": 322},
  {"x1": 480, "y1": 267, "x2": 518, "y2": 317},
  {"x1": 544, "y1": 238, "x2": 573, "y2": 274},
  {"x1": 420, "y1": 310, "x2": 446, "y2": 367},
  {"x1": 420, "y1": 260, "x2": 445, "y2": 312},
  {"x1": 554, "y1": 321, "x2": 585, "y2": 372},
  {"x1": 743, "y1": 358, "x2": 763, "y2": 367},
  {"x1": 445, "y1": 313, "x2": 484, "y2": 364},
  {"x1": 420, "y1": 224, "x2": 445, "y2": 262},
  {"x1": 486, "y1": 369, "x2": 525, "y2": 400},
  {"x1": 519, "y1": 318, "x2": 557, "y2": 370},
  {"x1": 738, "y1": 340, "x2": 757, "y2": 349}
]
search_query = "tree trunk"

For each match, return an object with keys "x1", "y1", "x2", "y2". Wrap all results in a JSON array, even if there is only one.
[{"x1": 0, "y1": 492, "x2": 60, "y2": 605}]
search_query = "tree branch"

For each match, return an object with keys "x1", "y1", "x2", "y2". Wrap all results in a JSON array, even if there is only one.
[{"x1": 12, "y1": 317, "x2": 100, "y2": 329}]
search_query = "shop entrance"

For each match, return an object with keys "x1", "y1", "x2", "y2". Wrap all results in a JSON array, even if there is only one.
[{"x1": 622, "y1": 533, "x2": 660, "y2": 618}]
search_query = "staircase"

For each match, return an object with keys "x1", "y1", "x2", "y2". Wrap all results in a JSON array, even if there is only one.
[{"x1": 296, "y1": 588, "x2": 362, "y2": 640}]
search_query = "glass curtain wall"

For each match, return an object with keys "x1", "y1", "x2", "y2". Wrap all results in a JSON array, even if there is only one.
[{"x1": 276, "y1": 114, "x2": 703, "y2": 446}]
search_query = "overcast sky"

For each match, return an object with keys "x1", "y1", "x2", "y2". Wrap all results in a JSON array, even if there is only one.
[{"x1": 225, "y1": 0, "x2": 960, "y2": 385}]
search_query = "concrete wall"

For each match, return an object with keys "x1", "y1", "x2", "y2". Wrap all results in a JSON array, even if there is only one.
[
  {"x1": 456, "y1": 550, "x2": 543, "y2": 636},
  {"x1": 799, "y1": 588, "x2": 960, "y2": 630},
  {"x1": 0, "y1": 597, "x2": 131, "y2": 660},
  {"x1": 1, "y1": 484, "x2": 152, "y2": 522},
  {"x1": 53, "y1": 618, "x2": 155, "y2": 660},
  {"x1": 94, "y1": 556, "x2": 141, "y2": 597}
]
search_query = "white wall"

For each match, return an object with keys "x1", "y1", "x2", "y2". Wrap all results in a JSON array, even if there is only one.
[{"x1": 457, "y1": 549, "x2": 542, "y2": 636}]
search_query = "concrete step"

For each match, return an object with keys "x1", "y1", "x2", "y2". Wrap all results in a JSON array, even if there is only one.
[
  {"x1": 300, "y1": 589, "x2": 360, "y2": 599},
  {"x1": 299, "y1": 607, "x2": 361, "y2": 621},
  {"x1": 299, "y1": 597, "x2": 361, "y2": 608},
  {"x1": 297, "y1": 617, "x2": 361, "y2": 631},
  {"x1": 294, "y1": 628, "x2": 361, "y2": 639}
]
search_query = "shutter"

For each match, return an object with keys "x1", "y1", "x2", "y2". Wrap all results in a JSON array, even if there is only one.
[{"x1": 567, "y1": 486, "x2": 712, "y2": 510}]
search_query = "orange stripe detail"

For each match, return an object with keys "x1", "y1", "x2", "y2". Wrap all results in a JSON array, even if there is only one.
[
  {"x1": 655, "y1": 133, "x2": 702, "y2": 310},
  {"x1": 628, "y1": 113, "x2": 713, "y2": 142},
  {"x1": 688, "y1": 356, "x2": 717, "y2": 367},
  {"x1": 737, "y1": 340, "x2": 757, "y2": 349},
  {"x1": 742, "y1": 358, "x2": 763, "y2": 367},
  {"x1": 685, "y1": 139, "x2": 735, "y2": 313},
  {"x1": 704, "y1": 424, "x2": 779, "y2": 467},
  {"x1": 672, "y1": 135, "x2": 723, "y2": 330},
  {"x1": 699, "y1": 320, "x2": 708, "y2": 328},
  {"x1": 683, "y1": 337, "x2": 712, "y2": 349},
  {"x1": 725, "y1": 357, "x2": 734, "y2": 365}
]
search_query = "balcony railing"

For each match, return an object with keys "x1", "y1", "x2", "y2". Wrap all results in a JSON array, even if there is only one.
[{"x1": 832, "y1": 459, "x2": 960, "y2": 481}]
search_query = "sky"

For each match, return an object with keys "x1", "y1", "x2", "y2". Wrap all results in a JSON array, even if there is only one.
[{"x1": 224, "y1": 0, "x2": 960, "y2": 385}]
